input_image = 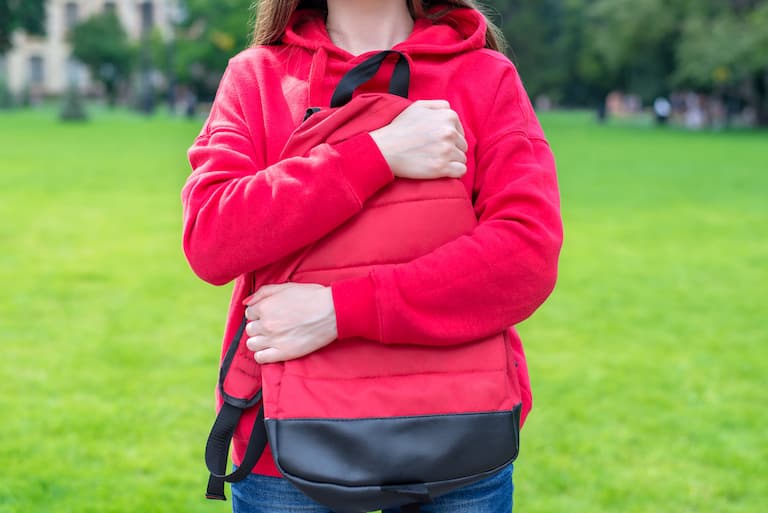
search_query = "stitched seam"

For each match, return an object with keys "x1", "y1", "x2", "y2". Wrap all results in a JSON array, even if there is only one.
[
  {"x1": 291, "y1": 242, "x2": 474, "y2": 274},
  {"x1": 339, "y1": 165, "x2": 364, "y2": 208},
  {"x1": 479, "y1": 129, "x2": 528, "y2": 153},
  {"x1": 294, "y1": 262, "x2": 397, "y2": 275},
  {"x1": 371, "y1": 270, "x2": 385, "y2": 342},
  {"x1": 283, "y1": 367, "x2": 508, "y2": 380},
  {"x1": 270, "y1": 405, "x2": 522, "y2": 423},
  {"x1": 206, "y1": 126, "x2": 250, "y2": 138},
  {"x1": 364, "y1": 195, "x2": 469, "y2": 209}
]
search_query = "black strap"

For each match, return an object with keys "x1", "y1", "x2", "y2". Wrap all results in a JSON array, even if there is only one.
[
  {"x1": 330, "y1": 50, "x2": 410, "y2": 108},
  {"x1": 401, "y1": 505, "x2": 421, "y2": 513},
  {"x1": 303, "y1": 106, "x2": 322, "y2": 121},
  {"x1": 217, "y1": 315, "x2": 262, "y2": 409},
  {"x1": 206, "y1": 282, "x2": 264, "y2": 500},
  {"x1": 217, "y1": 316, "x2": 247, "y2": 396},
  {"x1": 205, "y1": 403, "x2": 267, "y2": 500}
]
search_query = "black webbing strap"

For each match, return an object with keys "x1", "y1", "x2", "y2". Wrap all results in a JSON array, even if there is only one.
[
  {"x1": 205, "y1": 403, "x2": 267, "y2": 500},
  {"x1": 400, "y1": 504, "x2": 421, "y2": 513},
  {"x1": 217, "y1": 316, "x2": 247, "y2": 402},
  {"x1": 330, "y1": 50, "x2": 410, "y2": 108},
  {"x1": 204, "y1": 312, "x2": 267, "y2": 500}
]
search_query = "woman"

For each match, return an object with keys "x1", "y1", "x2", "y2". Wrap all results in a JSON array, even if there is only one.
[{"x1": 182, "y1": 0, "x2": 563, "y2": 511}]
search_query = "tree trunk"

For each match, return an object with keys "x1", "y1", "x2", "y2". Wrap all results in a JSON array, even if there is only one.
[
  {"x1": 756, "y1": 70, "x2": 768, "y2": 127},
  {"x1": 0, "y1": 55, "x2": 12, "y2": 109}
]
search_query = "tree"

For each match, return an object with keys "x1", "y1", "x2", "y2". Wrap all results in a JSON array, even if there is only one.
[
  {"x1": 675, "y1": 1, "x2": 768, "y2": 124},
  {"x1": 578, "y1": 0, "x2": 687, "y2": 103},
  {"x1": 0, "y1": 0, "x2": 46, "y2": 55},
  {"x1": 0, "y1": 0, "x2": 46, "y2": 108},
  {"x1": 69, "y1": 12, "x2": 135, "y2": 106},
  {"x1": 488, "y1": 0, "x2": 571, "y2": 102},
  {"x1": 174, "y1": 0, "x2": 254, "y2": 100}
]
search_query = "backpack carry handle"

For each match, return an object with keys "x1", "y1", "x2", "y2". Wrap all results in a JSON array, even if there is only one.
[{"x1": 330, "y1": 50, "x2": 410, "y2": 108}]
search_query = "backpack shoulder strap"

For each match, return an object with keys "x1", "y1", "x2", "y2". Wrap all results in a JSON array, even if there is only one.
[{"x1": 204, "y1": 316, "x2": 267, "y2": 500}]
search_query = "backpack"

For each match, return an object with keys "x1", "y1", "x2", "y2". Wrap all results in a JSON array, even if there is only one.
[{"x1": 204, "y1": 50, "x2": 523, "y2": 513}]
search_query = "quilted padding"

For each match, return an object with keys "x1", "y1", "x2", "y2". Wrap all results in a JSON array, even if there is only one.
[{"x1": 259, "y1": 93, "x2": 522, "y2": 421}]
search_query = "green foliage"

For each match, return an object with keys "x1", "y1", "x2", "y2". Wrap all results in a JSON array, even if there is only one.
[
  {"x1": 0, "y1": 0, "x2": 46, "y2": 54},
  {"x1": 676, "y1": 2, "x2": 768, "y2": 86},
  {"x1": 672, "y1": 0, "x2": 768, "y2": 122},
  {"x1": 579, "y1": 0, "x2": 681, "y2": 101},
  {"x1": 491, "y1": 0, "x2": 570, "y2": 101},
  {"x1": 483, "y1": 0, "x2": 768, "y2": 120},
  {"x1": 175, "y1": 0, "x2": 255, "y2": 99},
  {"x1": 0, "y1": 109, "x2": 766, "y2": 512},
  {"x1": 486, "y1": 0, "x2": 684, "y2": 103},
  {"x1": 69, "y1": 12, "x2": 135, "y2": 93}
]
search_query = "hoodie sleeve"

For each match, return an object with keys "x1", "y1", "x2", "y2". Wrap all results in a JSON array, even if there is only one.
[
  {"x1": 182, "y1": 61, "x2": 394, "y2": 286},
  {"x1": 331, "y1": 62, "x2": 563, "y2": 345}
]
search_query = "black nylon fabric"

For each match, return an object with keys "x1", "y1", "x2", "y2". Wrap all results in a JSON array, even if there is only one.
[
  {"x1": 267, "y1": 408, "x2": 520, "y2": 486},
  {"x1": 264, "y1": 407, "x2": 521, "y2": 513}
]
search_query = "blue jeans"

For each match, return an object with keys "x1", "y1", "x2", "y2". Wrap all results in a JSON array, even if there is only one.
[{"x1": 231, "y1": 465, "x2": 513, "y2": 513}]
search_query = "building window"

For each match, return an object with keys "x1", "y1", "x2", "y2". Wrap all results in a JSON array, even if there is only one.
[
  {"x1": 139, "y1": 1, "x2": 154, "y2": 33},
  {"x1": 104, "y1": 1, "x2": 117, "y2": 15},
  {"x1": 28, "y1": 56, "x2": 45, "y2": 85},
  {"x1": 65, "y1": 2, "x2": 80, "y2": 31}
]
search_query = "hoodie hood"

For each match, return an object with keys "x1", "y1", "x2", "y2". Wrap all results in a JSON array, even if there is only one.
[
  {"x1": 283, "y1": 6, "x2": 487, "y2": 58},
  {"x1": 282, "y1": 7, "x2": 488, "y2": 106}
]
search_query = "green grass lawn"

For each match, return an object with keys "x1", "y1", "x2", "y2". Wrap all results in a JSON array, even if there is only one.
[{"x1": 1, "y1": 107, "x2": 766, "y2": 513}]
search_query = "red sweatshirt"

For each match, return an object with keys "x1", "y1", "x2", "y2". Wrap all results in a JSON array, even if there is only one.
[{"x1": 183, "y1": 7, "x2": 562, "y2": 477}]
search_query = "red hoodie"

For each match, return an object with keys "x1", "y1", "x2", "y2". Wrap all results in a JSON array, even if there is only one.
[{"x1": 183, "y1": 7, "x2": 562, "y2": 477}]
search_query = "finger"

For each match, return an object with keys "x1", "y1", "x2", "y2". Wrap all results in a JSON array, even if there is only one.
[
  {"x1": 255, "y1": 347, "x2": 284, "y2": 364},
  {"x1": 417, "y1": 99, "x2": 451, "y2": 110},
  {"x1": 245, "y1": 304, "x2": 261, "y2": 321},
  {"x1": 246, "y1": 320, "x2": 264, "y2": 337},
  {"x1": 243, "y1": 283, "x2": 286, "y2": 306},
  {"x1": 456, "y1": 115, "x2": 467, "y2": 140},
  {"x1": 450, "y1": 147, "x2": 467, "y2": 165},
  {"x1": 443, "y1": 109, "x2": 465, "y2": 138},
  {"x1": 456, "y1": 135, "x2": 469, "y2": 153},
  {"x1": 445, "y1": 161, "x2": 467, "y2": 178},
  {"x1": 246, "y1": 335, "x2": 270, "y2": 353}
]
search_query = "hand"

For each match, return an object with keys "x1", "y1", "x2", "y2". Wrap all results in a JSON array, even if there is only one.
[
  {"x1": 369, "y1": 100, "x2": 468, "y2": 180},
  {"x1": 243, "y1": 283, "x2": 338, "y2": 364}
]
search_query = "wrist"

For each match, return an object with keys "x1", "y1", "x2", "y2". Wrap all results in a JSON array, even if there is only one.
[{"x1": 369, "y1": 128, "x2": 396, "y2": 172}]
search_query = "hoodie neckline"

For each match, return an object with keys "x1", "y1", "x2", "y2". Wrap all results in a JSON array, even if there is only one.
[{"x1": 282, "y1": 6, "x2": 487, "y2": 61}]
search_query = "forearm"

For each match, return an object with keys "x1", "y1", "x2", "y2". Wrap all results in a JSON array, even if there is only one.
[
  {"x1": 183, "y1": 132, "x2": 393, "y2": 285},
  {"x1": 332, "y1": 195, "x2": 561, "y2": 344},
  {"x1": 331, "y1": 129, "x2": 562, "y2": 345}
]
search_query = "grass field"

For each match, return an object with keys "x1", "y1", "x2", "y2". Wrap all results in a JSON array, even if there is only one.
[{"x1": 0, "y1": 107, "x2": 766, "y2": 513}]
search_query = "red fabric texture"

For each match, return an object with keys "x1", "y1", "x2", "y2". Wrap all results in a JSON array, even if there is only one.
[
  {"x1": 183, "y1": 7, "x2": 562, "y2": 477},
  {"x1": 259, "y1": 92, "x2": 518, "y2": 423}
]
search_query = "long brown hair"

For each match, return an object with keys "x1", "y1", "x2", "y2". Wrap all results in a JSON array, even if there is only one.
[{"x1": 251, "y1": 0, "x2": 506, "y2": 53}]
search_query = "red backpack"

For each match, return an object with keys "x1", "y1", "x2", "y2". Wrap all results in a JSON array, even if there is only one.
[{"x1": 205, "y1": 51, "x2": 523, "y2": 513}]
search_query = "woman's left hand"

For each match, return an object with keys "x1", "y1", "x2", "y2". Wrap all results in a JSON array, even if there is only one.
[{"x1": 243, "y1": 283, "x2": 338, "y2": 364}]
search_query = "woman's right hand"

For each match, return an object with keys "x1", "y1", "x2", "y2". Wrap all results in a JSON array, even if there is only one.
[{"x1": 369, "y1": 100, "x2": 468, "y2": 180}]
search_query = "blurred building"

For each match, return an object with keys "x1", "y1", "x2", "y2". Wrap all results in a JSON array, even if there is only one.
[{"x1": 3, "y1": 0, "x2": 174, "y2": 96}]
